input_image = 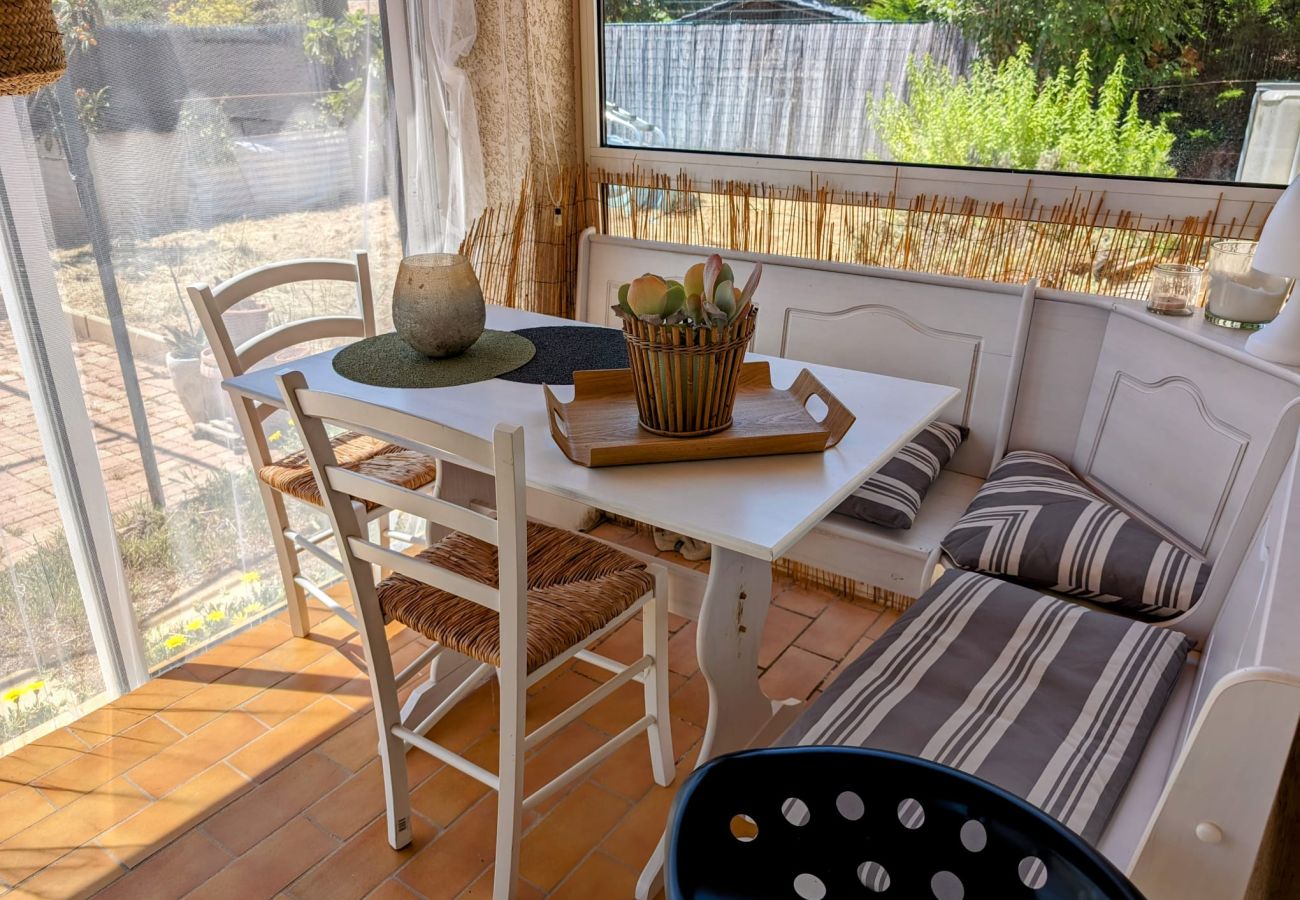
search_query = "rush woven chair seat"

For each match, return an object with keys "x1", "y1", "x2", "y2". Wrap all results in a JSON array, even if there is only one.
[
  {"x1": 258, "y1": 431, "x2": 438, "y2": 509},
  {"x1": 379, "y1": 522, "x2": 654, "y2": 672},
  {"x1": 278, "y1": 371, "x2": 676, "y2": 900}
]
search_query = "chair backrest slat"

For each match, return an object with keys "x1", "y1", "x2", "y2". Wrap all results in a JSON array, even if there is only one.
[
  {"x1": 327, "y1": 466, "x2": 499, "y2": 545},
  {"x1": 348, "y1": 538, "x2": 502, "y2": 612},
  {"x1": 211, "y1": 259, "x2": 362, "y2": 314},
  {"x1": 295, "y1": 389, "x2": 497, "y2": 472},
  {"x1": 236, "y1": 315, "x2": 367, "y2": 372}
]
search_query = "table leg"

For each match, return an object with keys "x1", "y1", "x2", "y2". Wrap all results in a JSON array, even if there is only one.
[
  {"x1": 636, "y1": 545, "x2": 804, "y2": 899},
  {"x1": 399, "y1": 648, "x2": 489, "y2": 731}
]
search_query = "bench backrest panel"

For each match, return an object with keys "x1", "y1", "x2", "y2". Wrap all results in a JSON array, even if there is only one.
[
  {"x1": 1071, "y1": 313, "x2": 1300, "y2": 560},
  {"x1": 579, "y1": 232, "x2": 1033, "y2": 479}
]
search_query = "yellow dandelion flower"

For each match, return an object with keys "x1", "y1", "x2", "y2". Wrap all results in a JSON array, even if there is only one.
[
  {"x1": 2, "y1": 687, "x2": 21, "y2": 703},
  {"x1": 183, "y1": 617, "x2": 203, "y2": 632},
  {"x1": 25, "y1": 680, "x2": 44, "y2": 694},
  {"x1": 240, "y1": 571, "x2": 262, "y2": 584},
  {"x1": 164, "y1": 634, "x2": 188, "y2": 650},
  {"x1": 269, "y1": 430, "x2": 283, "y2": 442},
  {"x1": 244, "y1": 601, "x2": 265, "y2": 614},
  {"x1": 206, "y1": 609, "x2": 226, "y2": 623}
]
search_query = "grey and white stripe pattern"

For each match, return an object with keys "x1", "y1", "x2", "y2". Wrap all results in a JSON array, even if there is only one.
[
  {"x1": 940, "y1": 450, "x2": 1209, "y2": 619},
  {"x1": 781, "y1": 569, "x2": 1190, "y2": 844},
  {"x1": 834, "y1": 421, "x2": 965, "y2": 530}
]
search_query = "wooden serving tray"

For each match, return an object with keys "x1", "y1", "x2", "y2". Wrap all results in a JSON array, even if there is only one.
[{"x1": 544, "y1": 361, "x2": 855, "y2": 467}]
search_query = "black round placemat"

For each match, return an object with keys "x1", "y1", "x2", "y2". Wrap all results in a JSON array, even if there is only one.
[
  {"x1": 332, "y1": 330, "x2": 536, "y2": 388},
  {"x1": 497, "y1": 326, "x2": 628, "y2": 385}
]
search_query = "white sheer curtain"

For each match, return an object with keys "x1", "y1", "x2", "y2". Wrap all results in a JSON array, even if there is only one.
[{"x1": 388, "y1": 0, "x2": 486, "y2": 253}]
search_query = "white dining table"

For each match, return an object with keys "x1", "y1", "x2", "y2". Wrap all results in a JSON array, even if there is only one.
[{"x1": 225, "y1": 304, "x2": 957, "y2": 895}]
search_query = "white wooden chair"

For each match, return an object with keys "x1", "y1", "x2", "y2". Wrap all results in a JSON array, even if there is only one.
[
  {"x1": 188, "y1": 254, "x2": 437, "y2": 637},
  {"x1": 277, "y1": 370, "x2": 675, "y2": 898}
]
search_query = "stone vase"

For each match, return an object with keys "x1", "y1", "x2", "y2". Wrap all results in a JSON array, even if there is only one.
[{"x1": 392, "y1": 253, "x2": 485, "y2": 358}]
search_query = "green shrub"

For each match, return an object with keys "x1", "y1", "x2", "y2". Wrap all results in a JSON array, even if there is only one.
[{"x1": 870, "y1": 46, "x2": 1177, "y2": 178}]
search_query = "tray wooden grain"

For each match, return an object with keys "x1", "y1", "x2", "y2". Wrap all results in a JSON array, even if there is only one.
[{"x1": 544, "y1": 361, "x2": 856, "y2": 467}]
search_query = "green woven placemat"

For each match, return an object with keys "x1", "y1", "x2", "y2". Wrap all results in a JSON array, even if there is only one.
[{"x1": 332, "y1": 331, "x2": 536, "y2": 389}]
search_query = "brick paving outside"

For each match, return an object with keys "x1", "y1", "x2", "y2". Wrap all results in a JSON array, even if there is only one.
[{"x1": 0, "y1": 320, "x2": 241, "y2": 561}]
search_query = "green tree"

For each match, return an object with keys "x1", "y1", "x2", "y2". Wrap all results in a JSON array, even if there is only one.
[
  {"x1": 862, "y1": 0, "x2": 936, "y2": 21},
  {"x1": 870, "y1": 46, "x2": 1177, "y2": 177},
  {"x1": 922, "y1": 0, "x2": 1202, "y2": 88}
]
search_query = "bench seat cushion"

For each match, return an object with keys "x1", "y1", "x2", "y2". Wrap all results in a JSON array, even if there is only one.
[
  {"x1": 833, "y1": 422, "x2": 965, "y2": 530},
  {"x1": 780, "y1": 569, "x2": 1190, "y2": 843},
  {"x1": 940, "y1": 450, "x2": 1209, "y2": 620}
]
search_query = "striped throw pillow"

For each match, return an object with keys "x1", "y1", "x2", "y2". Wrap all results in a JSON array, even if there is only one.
[
  {"x1": 834, "y1": 421, "x2": 966, "y2": 530},
  {"x1": 941, "y1": 450, "x2": 1209, "y2": 619}
]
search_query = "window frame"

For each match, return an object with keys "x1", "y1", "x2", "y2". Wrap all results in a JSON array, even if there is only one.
[{"x1": 579, "y1": 0, "x2": 1282, "y2": 235}]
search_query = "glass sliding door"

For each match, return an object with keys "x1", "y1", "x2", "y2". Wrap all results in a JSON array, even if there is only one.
[{"x1": 0, "y1": 0, "x2": 401, "y2": 750}]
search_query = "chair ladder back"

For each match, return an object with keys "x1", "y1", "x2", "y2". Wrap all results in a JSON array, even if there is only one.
[
  {"x1": 235, "y1": 315, "x2": 368, "y2": 373},
  {"x1": 326, "y1": 467, "x2": 498, "y2": 544},
  {"x1": 280, "y1": 374, "x2": 527, "y2": 621},
  {"x1": 294, "y1": 388, "x2": 497, "y2": 471},
  {"x1": 209, "y1": 257, "x2": 363, "y2": 314},
  {"x1": 187, "y1": 251, "x2": 373, "y2": 379},
  {"x1": 346, "y1": 538, "x2": 502, "y2": 611}
]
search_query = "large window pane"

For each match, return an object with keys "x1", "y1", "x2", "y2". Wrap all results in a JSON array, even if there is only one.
[
  {"x1": 0, "y1": 337, "x2": 108, "y2": 750},
  {"x1": 600, "y1": 0, "x2": 1300, "y2": 184},
  {"x1": 2, "y1": 0, "x2": 401, "y2": 749}
]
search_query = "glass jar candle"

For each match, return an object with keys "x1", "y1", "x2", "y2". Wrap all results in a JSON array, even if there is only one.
[
  {"x1": 1203, "y1": 240, "x2": 1292, "y2": 330},
  {"x1": 1147, "y1": 263, "x2": 1202, "y2": 316}
]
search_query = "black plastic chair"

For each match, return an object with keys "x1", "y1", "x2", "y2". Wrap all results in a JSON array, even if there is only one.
[{"x1": 666, "y1": 747, "x2": 1145, "y2": 900}]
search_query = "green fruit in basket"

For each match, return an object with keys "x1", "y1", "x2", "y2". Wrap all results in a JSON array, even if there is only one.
[{"x1": 627, "y1": 274, "x2": 670, "y2": 318}]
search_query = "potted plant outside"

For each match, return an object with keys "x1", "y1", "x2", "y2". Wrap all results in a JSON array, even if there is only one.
[
  {"x1": 614, "y1": 253, "x2": 762, "y2": 436},
  {"x1": 163, "y1": 323, "x2": 209, "y2": 427}
]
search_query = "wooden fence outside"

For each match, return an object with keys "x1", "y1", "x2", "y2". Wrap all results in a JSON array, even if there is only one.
[{"x1": 602, "y1": 21, "x2": 975, "y2": 161}]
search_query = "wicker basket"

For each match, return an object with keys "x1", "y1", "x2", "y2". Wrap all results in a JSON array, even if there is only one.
[
  {"x1": 622, "y1": 306, "x2": 758, "y2": 437},
  {"x1": 1, "y1": 0, "x2": 66, "y2": 97}
]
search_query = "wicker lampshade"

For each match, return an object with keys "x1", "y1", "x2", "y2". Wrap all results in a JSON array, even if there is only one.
[{"x1": 0, "y1": 0, "x2": 67, "y2": 96}]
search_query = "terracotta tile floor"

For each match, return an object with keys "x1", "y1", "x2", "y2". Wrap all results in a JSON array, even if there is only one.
[{"x1": 0, "y1": 523, "x2": 898, "y2": 899}]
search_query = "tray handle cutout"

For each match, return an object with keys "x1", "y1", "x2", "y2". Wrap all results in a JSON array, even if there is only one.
[
  {"x1": 543, "y1": 385, "x2": 577, "y2": 460},
  {"x1": 788, "y1": 369, "x2": 856, "y2": 449}
]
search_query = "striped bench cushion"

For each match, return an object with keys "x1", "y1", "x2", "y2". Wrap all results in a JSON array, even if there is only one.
[
  {"x1": 833, "y1": 422, "x2": 966, "y2": 530},
  {"x1": 781, "y1": 569, "x2": 1190, "y2": 844},
  {"x1": 940, "y1": 450, "x2": 1210, "y2": 619}
]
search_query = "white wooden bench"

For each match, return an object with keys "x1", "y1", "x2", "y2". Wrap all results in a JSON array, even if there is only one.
[{"x1": 577, "y1": 230, "x2": 1300, "y2": 898}]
